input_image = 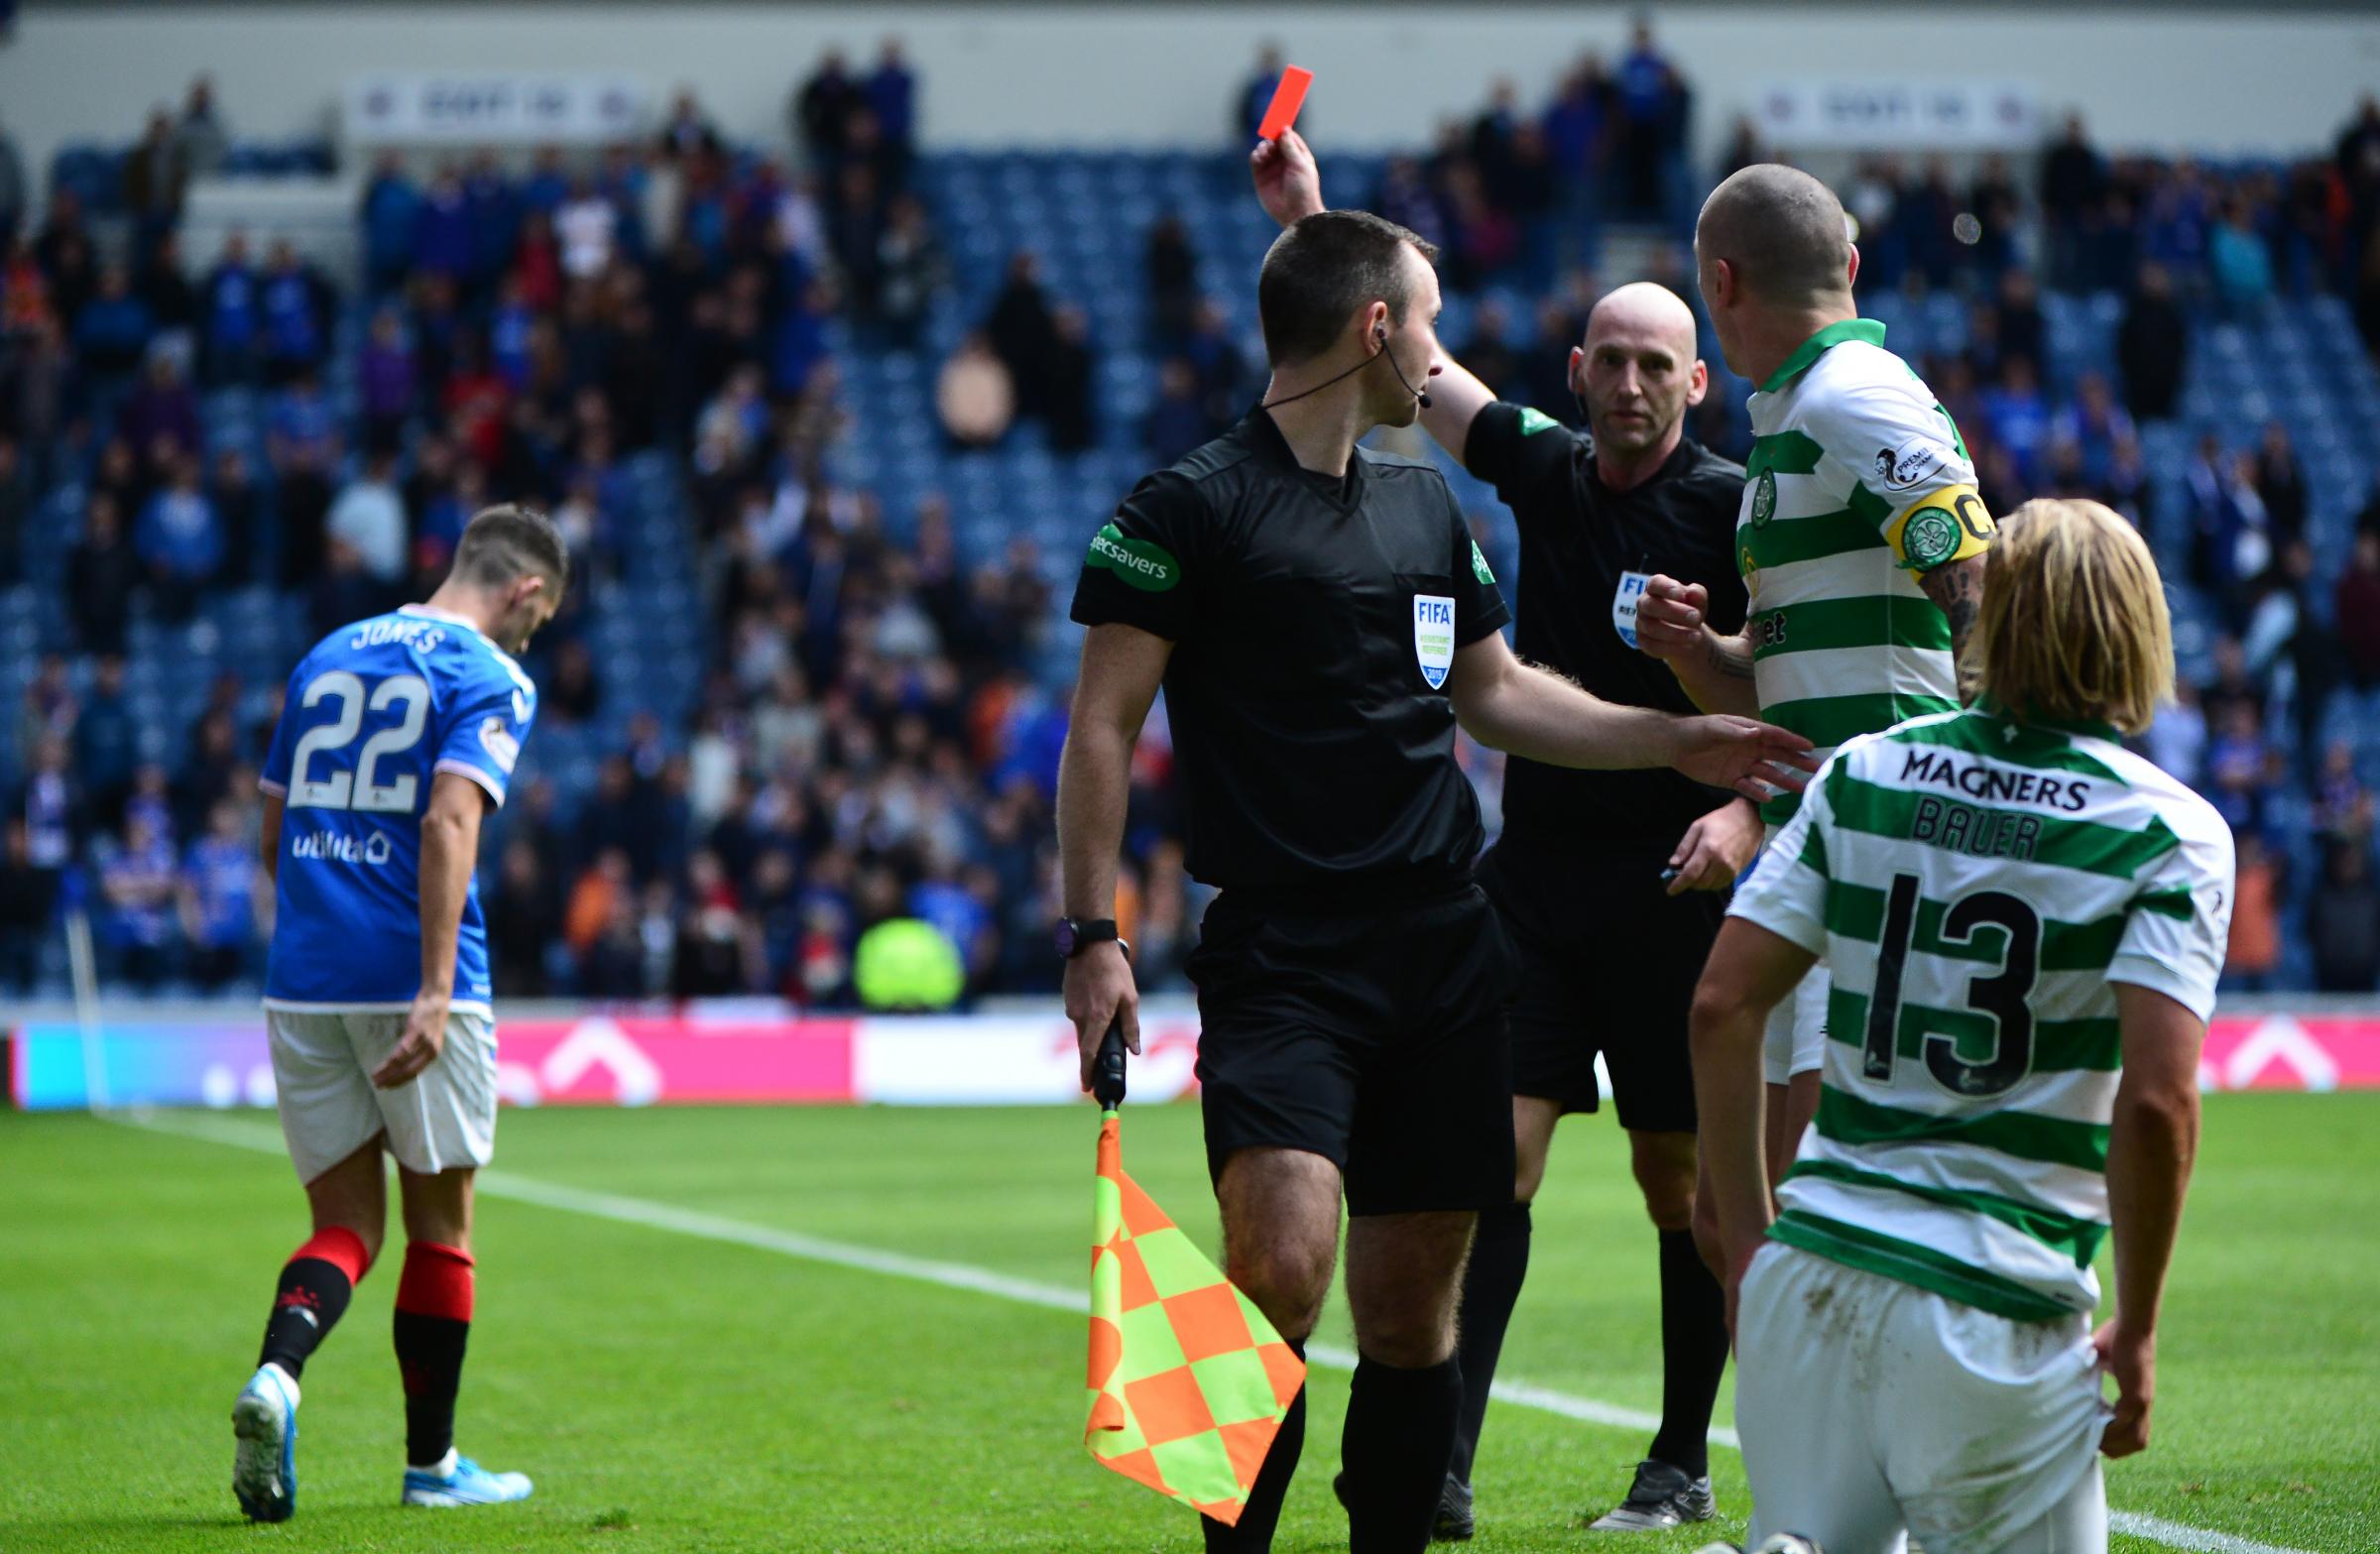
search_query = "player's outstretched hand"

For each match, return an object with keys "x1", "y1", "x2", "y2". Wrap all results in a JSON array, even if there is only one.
[
  {"x1": 1668, "y1": 716, "x2": 1818, "y2": 803},
  {"x1": 1250, "y1": 126, "x2": 1324, "y2": 228},
  {"x1": 2093, "y1": 1320, "x2": 2156, "y2": 1458},
  {"x1": 1667, "y1": 797, "x2": 1763, "y2": 896},
  {"x1": 373, "y1": 988, "x2": 451, "y2": 1089},
  {"x1": 1634, "y1": 575, "x2": 1710, "y2": 663},
  {"x1": 1065, "y1": 941, "x2": 1141, "y2": 1092}
]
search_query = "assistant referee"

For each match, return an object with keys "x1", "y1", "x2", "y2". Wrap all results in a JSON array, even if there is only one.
[
  {"x1": 1057, "y1": 201, "x2": 1812, "y2": 1554},
  {"x1": 1252, "y1": 133, "x2": 1757, "y2": 1540}
]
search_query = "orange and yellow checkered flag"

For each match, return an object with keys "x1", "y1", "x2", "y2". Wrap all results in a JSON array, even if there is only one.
[{"x1": 1085, "y1": 1108, "x2": 1305, "y2": 1524}]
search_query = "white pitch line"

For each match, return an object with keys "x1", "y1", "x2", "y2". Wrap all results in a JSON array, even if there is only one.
[{"x1": 118, "y1": 1110, "x2": 2315, "y2": 1554}]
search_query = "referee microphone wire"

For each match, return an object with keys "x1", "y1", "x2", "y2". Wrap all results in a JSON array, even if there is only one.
[{"x1": 1260, "y1": 327, "x2": 1432, "y2": 412}]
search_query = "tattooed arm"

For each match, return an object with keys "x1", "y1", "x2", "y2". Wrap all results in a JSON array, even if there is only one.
[
  {"x1": 1919, "y1": 553, "x2": 1988, "y2": 701},
  {"x1": 1635, "y1": 574, "x2": 1765, "y2": 717}
]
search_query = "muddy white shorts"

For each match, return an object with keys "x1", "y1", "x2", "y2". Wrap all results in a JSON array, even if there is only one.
[
  {"x1": 1735, "y1": 1243, "x2": 2108, "y2": 1554},
  {"x1": 266, "y1": 1007, "x2": 499, "y2": 1183}
]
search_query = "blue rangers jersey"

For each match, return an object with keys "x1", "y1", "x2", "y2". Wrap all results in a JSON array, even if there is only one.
[{"x1": 260, "y1": 606, "x2": 537, "y2": 1012}]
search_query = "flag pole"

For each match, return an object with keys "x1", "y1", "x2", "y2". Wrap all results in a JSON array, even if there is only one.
[{"x1": 1090, "y1": 1017, "x2": 1128, "y2": 1113}]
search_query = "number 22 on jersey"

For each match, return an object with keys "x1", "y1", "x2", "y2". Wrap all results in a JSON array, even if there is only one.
[{"x1": 286, "y1": 670, "x2": 431, "y2": 813}]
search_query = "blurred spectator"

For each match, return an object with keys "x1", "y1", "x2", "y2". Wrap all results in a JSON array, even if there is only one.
[
  {"x1": 259, "y1": 239, "x2": 331, "y2": 385},
  {"x1": 490, "y1": 839, "x2": 562, "y2": 996},
  {"x1": 135, "y1": 231, "x2": 200, "y2": 349},
  {"x1": 2209, "y1": 199, "x2": 2276, "y2": 313},
  {"x1": 986, "y1": 252, "x2": 1056, "y2": 418},
  {"x1": 2311, "y1": 841, "x2": 2380, "y2": 993},
  {"x1": 2116, "y1": 263, "x2": 2187, "y2": 419},
  {"x1": 65, "y1": 494, "x2": 143, "y2": 655},
  {"x1": 0, "y1": 114, "x2": 24, "y2": 242},
  {"x1": 122, "y1": 350, "x2": 201, "y2": 468},
  {"x1": 358, "y1": 307, "x2": 417, "y2": 452},
  {"x1": 2039, "y1": 114, "x2": 2105, "y2": 289},
  {"x1": 35, "y1": 188, "x2": 98, "y2": 325},
  {"x1": 202, "y1": 230, "x2": 259, "y2": 384},
  {"x1": 1145, "y1": 358, "x2": 1210, "y2": 465},
  {"x1": 75, "y1": 263, "x2": 154, "y2": 383},
  {"x1": 178, "y1": 799, "x2": 261, "y2": 990},
  {"x1": 135, "y1": 455, "x2": 222, "y2": 620},
  {"x1": 2225, "y1": 832, "x2": 2283, "y2": 992},
  {"x1": 935, "y1": 332, "x2": 1014, "y2": 449},
  {"x1": 2143, "y1": 678, "x2": 2206, "y2": 786},
  {"x1": 100, "y1": 811, "x2": 179, "y2": 990},
  {"x1": 671, "y1": 850, "x2": 753, "y2": 998},
  {"x1": 2313, "y1": 740, "x2": 2375, "y2": 845},
  {"x1": 0, "y1": 817, "x2": 51, "y2": 994},
  {"x1": 2253, "y1": 421, "x2": 2306, "y2": 548},
  {"x1": 177, "y1": 75, "x2": 229, "y2": 179},
  {"x1": 2203, "y1": 700, "x2": 2280, "y2": 836},
  {"x1": 2050, "y1": 371, "x2": 2134, "y2": 480},
  {"x1": 122, "y1": 109, "x2": 187, "y2": 244},
  {"x1": 1182, "y1": 298, "x2": 1250, "y2": 431},
  {"x1": 268, "y1": 367, "x2": 339, "y2": 585},
  {"x1": 2336, "y1": 529, "x2": 2380, "y2": 687},
  {"x1": 556, "y1": 177, "x2": 618, "y2": 281},
  {"x1": 1044, "y1": 305, "x2": 1096, "y2": 453},
  {"x1": 360, "y1": 152, "x2": 421, "y2": 294},
  {"x1": 1239, "y1": 44, "x2": 1286, "y2": 143},
  {"x1": 1611, "y1": 19, "x2": 1685, "y2": 219},
  {"x1": 76, "y1": 655, "x2": 141, "y2": 829},
  {"x1": 872, "y1": 192, "x2": 944, "y2": 349},
  {"x1": 655, "y1": 89, "x2": 723, "y2": 163},
  {"x1": 327, "y1": 450, "x2": 408, "y2": 585},
  {"x1": 796, "y1": 51, "x2": 864, "y2": 173},
  {"x1": 546, "y1": 639, "x2": 603, "y2": 725},
  {"x1": 867, "y1": 40, "x2": 917, "y2": 162},
  {"x1": 1147, "y1": 212, "x2": 1200, "y2": 347}
]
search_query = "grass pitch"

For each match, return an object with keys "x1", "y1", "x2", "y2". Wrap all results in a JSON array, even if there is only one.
[{"x1": 1, "y1": 1093, "x2": 2373, "y2": 1552}]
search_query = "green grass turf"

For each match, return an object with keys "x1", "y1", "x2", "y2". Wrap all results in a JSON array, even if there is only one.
[{"x1": 0, "y1": 1092, "x2": 2373, "y2": 1552}]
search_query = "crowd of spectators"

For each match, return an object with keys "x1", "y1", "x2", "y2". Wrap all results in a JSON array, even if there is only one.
[{"x1": 5, "y1": 55, "x2": 2380, "y2": 1000}]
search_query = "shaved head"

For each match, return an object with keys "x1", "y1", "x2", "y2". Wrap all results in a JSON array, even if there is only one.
[
  {"x1": 1585, "y1": 281, "x2": 1699, "y2": 359},
  {"x1": 1571, "y1": 281, "x2": 1708, "y2": 472},
  {"x1": 1696, "y1": 164, "x2": 1853, "y2": 307}
]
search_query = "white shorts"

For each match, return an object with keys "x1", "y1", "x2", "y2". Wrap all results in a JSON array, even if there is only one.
[
  {"x1": 1735, "y1": 1243, "x2": 2108, "y2": 1554},
  {"x1": 1761, "y1": 959, "x2": 1830, "y2": 1084},
  {"x1": 266, "y1": 1007, "x2": 500, "y2": 1183}
]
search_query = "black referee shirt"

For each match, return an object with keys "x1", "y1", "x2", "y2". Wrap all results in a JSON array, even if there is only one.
[
  {"x1": 1464, "y1": 402, "x2": 1748, "y2": 852},
  {"x1": 1071, "y1": 408, "x2": 1511, "y2": 900}
]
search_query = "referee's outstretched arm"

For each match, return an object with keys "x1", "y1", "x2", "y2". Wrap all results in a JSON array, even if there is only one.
[
  {"x1": 1055, "y1": 620, "x2": 1169, "y2": 1088},
  {"x1": 1445, "y1": 628, "x2": 1814, "y2": 802}
]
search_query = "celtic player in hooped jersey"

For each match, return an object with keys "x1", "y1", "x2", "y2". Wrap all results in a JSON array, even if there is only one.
[
  {"x1": 1638, "y1": 164, "x2": 1997, "y2": 1186},
  {"x1": 1693, "y1": 500, "x2": 2233, "y2": 1554}
]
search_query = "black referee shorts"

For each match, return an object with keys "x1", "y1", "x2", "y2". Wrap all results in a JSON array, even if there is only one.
[
  {"x1": 1473, "y1": 838, "x2": 1726, "y2": 1135},
  {"x1": 1187, "y1": 884, "x2": 1517, "y2": 1218}
]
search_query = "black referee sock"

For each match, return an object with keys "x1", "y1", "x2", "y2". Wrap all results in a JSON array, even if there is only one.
[
  {"x1": 1646, "y1": 1227, "x2": 1727, "y2": 1480},
  {"x1": 1448, "y1": 1200, "x2": 1531, "y2": 1486},
  {"x1": 1202, "y1": 1338, "x2": 1304, "y2": 1554},
  {"x1": 1341, "y1": 1354, "x2": 1463, "y2": 1554}
]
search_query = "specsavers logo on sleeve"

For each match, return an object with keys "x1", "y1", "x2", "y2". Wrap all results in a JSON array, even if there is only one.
[{"x1": 1086, "y1": 523, "x2": 1180, "y2": 592}]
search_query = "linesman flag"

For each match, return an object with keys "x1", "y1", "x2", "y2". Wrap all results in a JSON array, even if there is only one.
[{"x1": 1083, "y1": 1024, "x2": 1305, "y2": 1525}]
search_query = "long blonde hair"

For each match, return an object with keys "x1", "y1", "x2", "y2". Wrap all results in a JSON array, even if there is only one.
[{"x1": 1974, "y1": 498, "x2": 2174, "y2": 735}]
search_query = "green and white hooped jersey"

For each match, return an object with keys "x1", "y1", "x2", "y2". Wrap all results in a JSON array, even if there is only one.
[
  {"x1": 1739, "y1": 319, "x2": 1994, "y2": 823},
  {"x1": 1729, "y1": 707, "x2": 2235, "y2": 1321}
]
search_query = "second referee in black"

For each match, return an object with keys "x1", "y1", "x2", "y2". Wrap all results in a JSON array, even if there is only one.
[
  {"x1": 1251, "y1": 133, "x2": 1759, "y2": 1541},
  {"x1": 1057, "y1": 197, "x2": 1811, "y2": 1552}
]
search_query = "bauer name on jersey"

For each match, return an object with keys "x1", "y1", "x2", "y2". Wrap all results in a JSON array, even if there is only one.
[
  {"x1": 259, "y1": 606, "x2": 538, "y2": 1014},
  {"x1": 1740, "y1": 318, "x2": 1994, "y2": 820},
  {"x1": 1729, "y1": 705, "x2": 2234, "y2": 1321}
]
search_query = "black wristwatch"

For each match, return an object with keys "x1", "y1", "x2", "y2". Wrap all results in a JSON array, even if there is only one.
[{"x1": 1055, "y1": 917, "x2": 1127, "y2": 960}]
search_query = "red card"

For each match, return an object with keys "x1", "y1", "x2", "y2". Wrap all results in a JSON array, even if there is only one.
[{"x1": 1257, "y1": 66, "x2": 1313, "y2": 142}]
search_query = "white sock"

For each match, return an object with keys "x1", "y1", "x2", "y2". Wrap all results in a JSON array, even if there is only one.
[
  {"x1": 258, "y1": 1362, "x2": 300, "y2": 1410},
  {"x1": 410, "y1": 1446, "x2": 459, "y2": 1478}
]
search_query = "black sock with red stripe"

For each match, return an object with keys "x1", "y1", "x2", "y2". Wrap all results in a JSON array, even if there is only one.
[
  {"x1": 393, "y1": 1242, "x2": 474, "y2": 1469},
  {"x1": 258, "y1": 1227, "x2": 370, "y2": 1380}
]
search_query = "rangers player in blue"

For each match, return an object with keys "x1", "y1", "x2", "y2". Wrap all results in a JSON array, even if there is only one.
[{"x1": 229, "y1": 505, "x2": 566, "y2": 1521}]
